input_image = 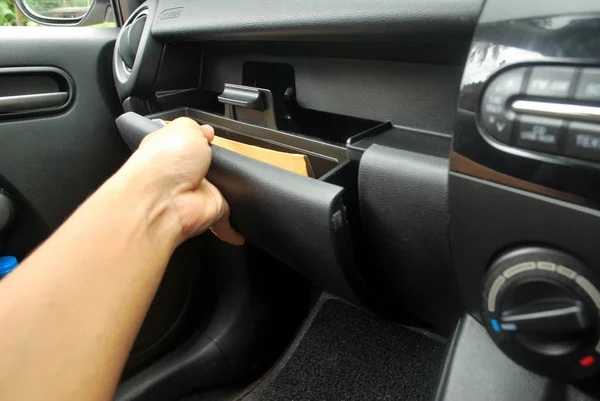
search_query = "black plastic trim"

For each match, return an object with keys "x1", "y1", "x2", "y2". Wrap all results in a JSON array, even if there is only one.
[
  {"x1": 218, "y1": 84, "x2": 265, "y2": 110},
  {"x1": 114, "y1": 4, "x2": 163, "y2": 101},
  {"x1": 151, "y1": 0, "x2": 483, "y2": 42},
  {"x1": 148, "y1": 107, "x2": 348, "y2": 163},
  {"x1": 434, "y1": 314, "x2": 597, "y2": 401},
  {"x1": 435, "y1": 315, "x2": 547, "y2": 401},
  {"x1": 358, "y1": 140, "x2": 459, "y2": 334},
  {"x1": 347, "y1": 123, "x2": 452, "y2": 162}
]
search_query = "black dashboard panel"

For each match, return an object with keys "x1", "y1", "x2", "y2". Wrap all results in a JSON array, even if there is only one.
[
  {"x1": 452, "y1": 15, "x2": 600, "y2": 208},
  {"x1": 111, "y1": 0, "x2": 600, "y2": 397},
  {"x1": 199, "y1": 51, "x2": 463, "y2": 135},
  {"x1": 151, "y1": 0, "x2": 483, "y2": 42},
  {"x1": 435, "y1": 314, "x2": 596, "y2": 401},
  {"x1": 449, "y1": 5, "x2": 600, "y2": 387},
  {"x1": 113, "y1": 0, "x2": 477, "y2": 337}
]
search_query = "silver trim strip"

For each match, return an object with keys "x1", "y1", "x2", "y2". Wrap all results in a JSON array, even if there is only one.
[{"x1": 512, "y1": 100, "x2": 600, "y2": 123}]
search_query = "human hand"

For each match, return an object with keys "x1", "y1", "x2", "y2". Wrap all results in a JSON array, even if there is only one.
[{"x1": 119, "y1": 117, "x2": 244, "y2": 247}]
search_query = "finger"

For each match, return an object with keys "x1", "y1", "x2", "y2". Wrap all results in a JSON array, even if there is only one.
[
  {"x1": 137, "y1": 125, "x2": 161, "y2": 148},
  {"x1": 211, "y1": 215, "x2": 245, "y2": 246},
  {"x1": 198, "y1": 180, "x2": 244, "y2": 246},
  {"x1": 171, "y1": 118, "x2": 215, "y2": 145},
  {"x1": 170, "y1": 117, "x2": 200, "y2": 130},
  {"x1": 207, "y1": 195, "x2": 245, "y2": 246},
  {"x1": 200, "y1": 125, "x2": 215, "y2": 143}
]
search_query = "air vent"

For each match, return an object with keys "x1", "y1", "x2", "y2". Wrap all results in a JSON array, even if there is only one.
[
  {"x1": 113, "y1": 4, "x2": 163, "y2": 102},
  {"x1": 118, "y1": 13, "x2": 147, "y2": 70}
]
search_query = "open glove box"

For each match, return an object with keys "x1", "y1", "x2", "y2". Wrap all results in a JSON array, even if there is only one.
[{"x1": 145, "y1": 107, "x2": 369, "y2": 303}]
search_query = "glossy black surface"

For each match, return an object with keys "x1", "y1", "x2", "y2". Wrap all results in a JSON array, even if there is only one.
[{"x1": 452, "y1": 15, "x2": 600, "y2": 208}]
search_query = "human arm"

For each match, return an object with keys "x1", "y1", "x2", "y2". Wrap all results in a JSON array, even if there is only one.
[{"x1": 0, "y1": 118, "x2": 243, "y2": 401}]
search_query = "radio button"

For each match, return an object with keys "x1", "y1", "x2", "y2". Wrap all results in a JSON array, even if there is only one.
[
  {"x1": 565, "y1": 122, "x2": 600, "y2": 162},
  {"x1": 526, "y1": 66, "x2": 575, "y2": 98},
  {"x1": 575, "y1": 69, "x2": 600, "y2": 103},
  {"x1": 515, "y1": 116, "x2": 562, "y2": 153},
  {"x1": 481, "y1": 68, "x2": 526, "y2": 143}
]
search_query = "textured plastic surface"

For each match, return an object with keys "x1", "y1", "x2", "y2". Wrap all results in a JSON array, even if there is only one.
[
  {"x1": 118, "y1": 231, "x2": 312, "y2": 401},
  {"x1": 207, "y1": 146, "x2": 358, "y2": 302},
  {"x1": 358, "y1": 142, "x2": 460, "y2": 334},
  {"x1": 151, "y1": 0, "x2": 483, "y2": 41},
  {"x1": 118, "y1": 333, "x2": 230, "y2": 401},
  {"x1": 116, "y1": 112, "x2": 164, "y2": 150},
  {"x1": 124, "y1": 239, "x2": 197, "y2": 374},
  {"x1": 117, "y1": 241, "x2": 247, "y2": 401},
  {"x1": 0, "y1": 27, "x2": 191, "y2": 379},
  {"x1": 449, "y1": 173, "x2": 600, "y2": 318},
  {"x1": 201, "y1": 54, "x2": 463, "y2": 135},
  {"x1": 435, "y1": 315, "x2": 595, "y2": 401},
  {"x1": 0, "y1": 28, "x2": 130, "y2": 253},
  {"x1": 115, "y1": 112, "x2": 360, "y2": 303}
]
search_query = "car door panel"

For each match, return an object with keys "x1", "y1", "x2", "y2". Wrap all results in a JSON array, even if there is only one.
[{"x1": 0, "y1": 27, "x2": 129, "y2": 260}]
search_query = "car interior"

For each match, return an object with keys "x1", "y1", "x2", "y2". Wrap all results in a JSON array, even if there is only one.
[{"x1": 2, "y1": 0, "x2": 600, "y2": 399}]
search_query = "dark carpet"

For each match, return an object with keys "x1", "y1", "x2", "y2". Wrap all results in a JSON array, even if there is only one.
[{"x1": 243, "y1": 299, "x2": 445, "y2": 401}]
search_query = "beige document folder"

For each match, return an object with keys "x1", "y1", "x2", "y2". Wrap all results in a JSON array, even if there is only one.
[{"x1": 212, "y1": 136, "x2": 315, "y2": 178}]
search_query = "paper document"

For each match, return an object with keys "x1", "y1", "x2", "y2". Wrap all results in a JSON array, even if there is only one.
[{"x1": 212, "y1": 136, "x2": 315, "y2": 178}]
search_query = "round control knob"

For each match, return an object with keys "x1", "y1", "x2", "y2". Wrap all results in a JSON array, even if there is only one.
[{"x1": 482, "y1": 247, "x2": 600, "y2": 380}]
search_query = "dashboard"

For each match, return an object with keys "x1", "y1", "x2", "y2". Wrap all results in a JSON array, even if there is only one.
[{"x1": 112, "y1": 0, "x2": 600, "y2": 399}]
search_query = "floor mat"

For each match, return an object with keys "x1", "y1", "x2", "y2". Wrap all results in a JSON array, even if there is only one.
[{"x1": 242, "y1": 298, "x2": 445, "y2": 401}]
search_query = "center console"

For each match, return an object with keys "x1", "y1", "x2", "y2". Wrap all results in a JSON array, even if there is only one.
[{"x1": 448, "y1": 0, "x2": 600, "y2": 397}]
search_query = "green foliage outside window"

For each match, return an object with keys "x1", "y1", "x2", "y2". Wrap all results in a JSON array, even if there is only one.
[
  {"x1": 1, "y1": 0, "x2": 20, "y2": 26},
  {"x1": 0, "y1": 0, "x2": 114, "y2": 26}
]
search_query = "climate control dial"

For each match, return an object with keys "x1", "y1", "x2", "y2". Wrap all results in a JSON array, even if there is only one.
[{"x1": 482, "y1": 247, "x2": 600, "y2": 380}]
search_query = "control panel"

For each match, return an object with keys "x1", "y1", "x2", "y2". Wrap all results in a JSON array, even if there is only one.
[
  {"x1": 451, "y1": 10, "x2": 600, "y2": 394},
  {"x1": 482, "y1": 247, "x2": 600, "y2": 380},
  {"x1": 480, "y1": 65, "x2": 600, "y2": 164}
]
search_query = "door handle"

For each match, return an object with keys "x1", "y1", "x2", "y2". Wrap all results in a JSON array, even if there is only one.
[
  {"x1": 0, "y1": 92, "x2": 69, "y2": 114},
  {"x1": 0, "y1": 66, "x2": 74, "y2": 119}
]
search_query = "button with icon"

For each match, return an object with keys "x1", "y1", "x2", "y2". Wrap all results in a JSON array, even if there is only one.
[
  {"x1": 515, "y1": 116, "x2": 562, "y2": 153},
  {"x1": 565, "y1": 121, "x2": 600, "y2": 162},
  {"x1": 575, "y1": 69, "x2": 600, "y2": 102},
  {"x1": 526, "y1": 66, "x2": 575, "y2": 98},
  {"x1": 480, "y1": 68, "x2": 526, "y2": 143}
]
